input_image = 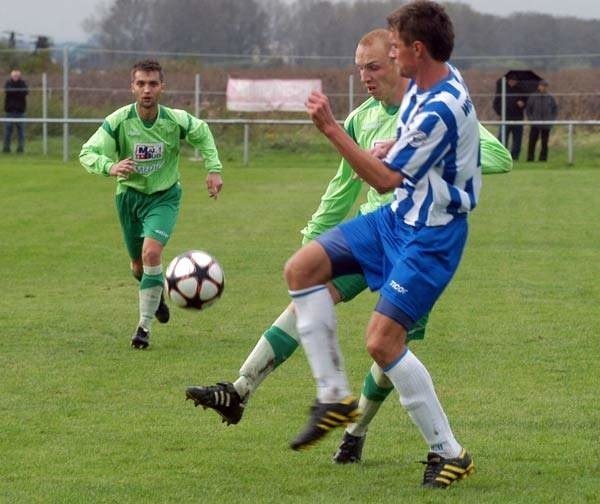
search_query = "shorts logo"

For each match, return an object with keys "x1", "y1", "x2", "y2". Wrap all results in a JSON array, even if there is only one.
[
  {"x1": 389, "y1": 280, "x2": 408, "y2": 294},
  {"x1": 154, "y1": 229, "x2": 169, "y2": 239},
  {"x1": 134, "y1": 142, "x2": 164, "y2": 160}
]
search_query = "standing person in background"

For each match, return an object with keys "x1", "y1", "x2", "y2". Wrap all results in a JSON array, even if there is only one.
[
  {"x1": 526, "y1": 80, "x2": 558, "y2": 162},
  {"x1": 80, "y1": 59, "x2": 223, "y2": 350},
  {"x1": 493, "y1": 74, "x2": 526, "y2": 160},
  {"x1": 3, "y1": 69, "x2": 28, "y2": 154}
]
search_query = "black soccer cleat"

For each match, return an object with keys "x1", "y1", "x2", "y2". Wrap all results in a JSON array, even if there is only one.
[
  {"x1": 185, "y1": 382, "x2": 245, "y2": 425},
  {"x1": 421, "y1": 449, "x2": 475, "y2": 488},
  {"x1": 131, "y1": 326, "x2": 150, "y2": 349},
  {"x1": 332, "y1": 431, "x2": 366, "y2": 464},
  {"x1": 290, "y1": 396, "x2": 361, "y2": 451},
  {"x1": 155, "y1": 294, "x2": 170, "y2": 324}
]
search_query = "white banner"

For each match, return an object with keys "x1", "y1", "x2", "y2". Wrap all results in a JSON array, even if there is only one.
[{"x1": 226, "y1": 78, "x2": 322, "y2": 112}]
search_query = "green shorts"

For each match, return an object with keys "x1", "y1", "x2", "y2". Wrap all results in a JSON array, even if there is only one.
[
  {"x1": 332, "y1": 273, "x2": 368, "y2": 302},
  {"x1": 115, "y1": 182, "x2": 182, "y2": 260}
]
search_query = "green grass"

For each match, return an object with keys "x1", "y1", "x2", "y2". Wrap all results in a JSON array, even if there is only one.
[{"x1": 1, "y1": 149, "x2": 599, "y2": 503}]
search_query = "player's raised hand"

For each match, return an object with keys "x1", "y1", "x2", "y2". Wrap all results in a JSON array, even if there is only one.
[
  {"x1": 206, "y1": 172, "x2": 223, "y2": 199},
  {"x1": 306, "y1": 91, "x2": 337, "y2": 135},
  {"x1": 109, "y1": 158, "x2": 136, "y2": 178}
]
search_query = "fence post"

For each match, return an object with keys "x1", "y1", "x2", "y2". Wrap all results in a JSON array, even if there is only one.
[
  {"x1": 243, "y1": 123, "x2": 249, "y2": 166},
  {"x1": 62, "y1": 47, "x2": 69, "y2": 162},
  {"x1": 192, "y1": 73, "x2": 203, "y2": 161},
  {"x1": 567, "y1": 123, "x2": 574, "y2": 165},
  {"x1": 500, "y1": 77, "x2": 506, "y2": 146},
  {"x1": 42, "y1": 72, "x2": 48, "y2": 155}
]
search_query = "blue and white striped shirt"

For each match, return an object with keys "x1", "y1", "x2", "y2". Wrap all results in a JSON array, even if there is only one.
[{"x1": 384, "y1": 65, "x2": 481, "y2": 227}]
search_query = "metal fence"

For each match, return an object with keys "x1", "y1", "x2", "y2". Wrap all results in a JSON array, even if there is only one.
[
  {"x1": 2, "y1": 115, "x2": 598, "y2": 166},
  {"x1": 2, "y1": 47, "x2": 600, "y2": 165}
]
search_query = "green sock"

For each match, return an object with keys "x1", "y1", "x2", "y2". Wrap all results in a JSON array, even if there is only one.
[
  {"x1": 235, "y1": 306, "x2": 299, "y2": 399},
  {"x1": 347, "y1": 363, "x2": 394, "y2": 437}
]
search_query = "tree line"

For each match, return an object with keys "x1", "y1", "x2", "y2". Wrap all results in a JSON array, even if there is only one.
[{"x1": 79, "y1": 0, "x2": 600, "y2": 68}]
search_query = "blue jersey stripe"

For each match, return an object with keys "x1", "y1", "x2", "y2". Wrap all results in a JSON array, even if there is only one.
[
  {"x1": 417, "y1": 183, "x2": 434, "y2": 224},
  {"x1": 393, "y1": 182, "x2": 416, "y2": 217},
  {"x1": 419, "y1": 128, "x2": 453, "y2": 183},
  {"x1": 388, "y1": 64, "x2": 480, "y2": 226},
  {"x1": 446, "y1": 185, "x2": 463, "y2": 214},
  {"x1": 465, "y1": 177, "x2": 477, "y2": 210},
  {"x1": 393, "y1": 111, "x2": 438, "y2": 183},
  {"x1": 400, "y1": 93, "x2": 418, "y2": 128},
  {"x1": 436, "y1": 81, "x2": 461, "y2": 100},
  {"x1": 426, "y1": 101, "x2": 459, "y2": 185}
]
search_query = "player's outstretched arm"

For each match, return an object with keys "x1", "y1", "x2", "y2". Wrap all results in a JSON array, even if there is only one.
[{"x1": 478, "y1": 124, "x2": 512, "y2": 174}]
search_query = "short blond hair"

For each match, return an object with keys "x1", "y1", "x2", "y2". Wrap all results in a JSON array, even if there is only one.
[{"x1": 358, "y1": 29, "x2": 391, "y2": 50}]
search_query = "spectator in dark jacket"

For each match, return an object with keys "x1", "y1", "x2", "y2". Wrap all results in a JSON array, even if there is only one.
[
  {"x1": 526, "y1": 80, "x2": 558, "y2": 162},
  {"x1": 493, "y1": 76, "x2": 526, "y2": 160},
  {"x1": 3, "y1": 69, "x2": 28, "y2": 153}
]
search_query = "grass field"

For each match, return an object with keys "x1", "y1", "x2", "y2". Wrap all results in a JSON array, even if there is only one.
[{"x1": 1, "y1": 147, "x2": 599, "y2": 503}]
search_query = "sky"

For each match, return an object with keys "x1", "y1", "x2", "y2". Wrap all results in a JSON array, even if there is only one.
[{"x1": 2, "y1": 0, "x2": 600, "y2": 44}]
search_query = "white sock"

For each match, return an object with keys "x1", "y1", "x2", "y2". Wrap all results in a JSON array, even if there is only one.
[
  {"x1": 235, "y1": 306, "x2": 299, "y2": 399},
  {"x1": 291, "y1": 286, "x2": 350, "y2": 403},
  {"x1": 384, "y1": 349, "x2": 462, "y2": 458},
  {"x1": 234, "y1": 337, "x2": 273, "y2": 400},
  {"x1": 138, "y1": 264, "x2": 163, "y2": 331}
]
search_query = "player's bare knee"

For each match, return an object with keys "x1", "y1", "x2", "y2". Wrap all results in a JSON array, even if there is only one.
[
  {"x1": 284, "y1": 254, "x2": 305, "y2": 289},
  {"x1": 366, "y1": 336, "x2": 386, "y2": 365},
  {"x1": 285, "y1": 241, "x2": 333, "y2": 290},
  {"x1": 366, "y1": 332, "x2": 406, "y2": 368},
  {"x1": 142, "y1": 246, "x2": 162, "y2": 266}
]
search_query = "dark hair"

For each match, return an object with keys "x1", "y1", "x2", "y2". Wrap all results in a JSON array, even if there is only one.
[
  {"x1": 131, "y1": 59, "x2": 164, "y2": 82},
  {"x1": 387, "y1": 0, "x2": 454, "y2": 62}
]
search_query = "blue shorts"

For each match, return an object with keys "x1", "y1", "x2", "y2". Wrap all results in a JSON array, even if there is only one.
[{"x1": 316, "y1": 206, "x2": 468, "y2": 329}]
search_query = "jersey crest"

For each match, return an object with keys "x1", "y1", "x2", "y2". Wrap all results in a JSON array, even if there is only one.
[
  {"x1": 134, "y1": 142, "x2": 164, "y2": 160},
  {"x1": 133, "y1": 142, "x2": 164, "y2": 176}
]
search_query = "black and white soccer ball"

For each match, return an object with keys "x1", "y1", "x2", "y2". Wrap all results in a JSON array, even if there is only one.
[{"x1": 164, "y1": 250, "x2": 224, "y2": 310}]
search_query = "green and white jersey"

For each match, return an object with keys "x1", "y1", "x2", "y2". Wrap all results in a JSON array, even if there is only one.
[
  {"x1": 80, "y1": 103, "x2": 222, "y2": 195},
  {"x1": 301, "y1": 96, "x2": 398, "y2": 242},
  {"x1": 301, "y1": 97, "x2": 512, "y2": 243}
]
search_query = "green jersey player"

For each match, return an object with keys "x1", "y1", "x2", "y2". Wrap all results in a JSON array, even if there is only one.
[
  {"x1": 185, "y1": 30, "x2": 510, "y2": 456},
  {"x1": 79, "y1": 59, "x2": 223, "y2": 349}
]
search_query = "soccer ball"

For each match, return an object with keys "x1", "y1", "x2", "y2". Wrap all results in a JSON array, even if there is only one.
[{"x1": 164, "y1": 250, "x2": 224, "y2": 310}]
